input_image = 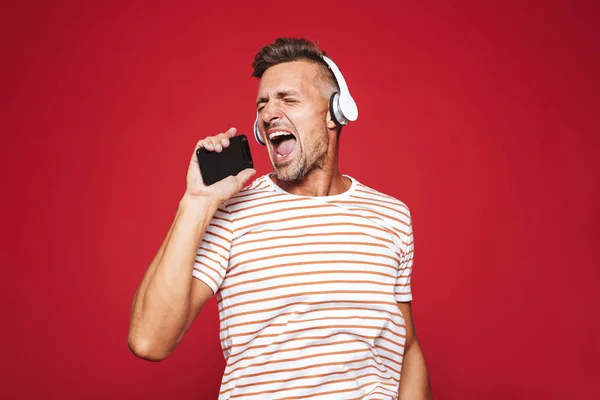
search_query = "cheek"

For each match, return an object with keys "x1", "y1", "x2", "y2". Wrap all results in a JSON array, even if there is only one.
[
  {"x1": 296, "y1": 110, "x2": 324, "y2": 135},
  {"x1": 289, "y1": 110, "x2": 309, "y2": 131}
]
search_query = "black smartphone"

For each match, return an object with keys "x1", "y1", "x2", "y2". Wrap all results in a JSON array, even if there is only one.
[{"x1": 196, "y1": 134, "x2": 254, "y2": 186}]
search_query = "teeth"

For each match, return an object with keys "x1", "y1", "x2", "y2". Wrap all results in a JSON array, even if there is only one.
[{"x1": 269, "y1": 131, "x2": 292, "y2": 140}]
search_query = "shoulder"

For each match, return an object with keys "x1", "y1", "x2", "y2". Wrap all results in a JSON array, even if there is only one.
[{"x1": 350, "y1": 177, "x2": 412, "y2": 222}]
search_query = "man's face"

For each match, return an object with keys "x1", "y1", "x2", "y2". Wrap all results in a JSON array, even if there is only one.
[{"x1": 256, "y1": 61, "x2": 331, "y2": 182}]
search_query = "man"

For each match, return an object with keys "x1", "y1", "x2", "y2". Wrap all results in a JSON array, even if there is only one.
[{"x1": 129, "y1": 37, "x2": 431, "y2": 399}]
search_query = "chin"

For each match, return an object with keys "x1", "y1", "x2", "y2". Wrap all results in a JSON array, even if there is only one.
[
  {"x1": 273, "y1": 168, "x2": 294, "y2": 182},
  {"x1": 279, "y1": 167, "x2": 310, "y2": 183},
  {"x1": 270, "y1": 148, "x2": 312, "y2": 182},
  {"x1": 272, "y1": 163, "x2": 300, "y2": 182}
]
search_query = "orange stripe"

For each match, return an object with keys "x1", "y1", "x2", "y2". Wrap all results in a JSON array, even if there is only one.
[
  {"x1": 229, "y1": 192, "x2": 283, "y2": 207},
  {"x1": 208, "y1": 222, "x2": 232, "y2": 235},
  {"x1": 194, "y1": 252, "x2": 223, "y2": 269},
  {"x1": 276, "y1": 379, "x2": 397, "y2": 400},
  {"x1": 230, "y1": 183, "x2": 272, "y2": 201},
  {"x1": 228, "y1": 371, "x2": 396, "y2": 398},
  {"x1": 225, "y1": 336, "x2": 366, "y2": 369},
  {"x1": 221, "y1": 352, "x2": 386, "y2": 385},
  {"x1": 351, "y1": 190, "x2": 410, "y2": 208},
  {"x1": 225, "y1": 325, "x2": 406, "y2": 358},
  {"x1": 374, "y1": 342, "x2": 405, "y2": 358},
  {"x1": 399, "y1": 251, "x2": 415, "y2": 263},
  {"x1": 226, "y1": 326, "x2": 406, "y2": 356},
  {"x1": 221, "y1": 314, "x2": 405, "y2": 341},
  {"x1": 335, "y1": 199, "x2": 410, "y2": 219},
  {"x1": 374, "y1": 342, "x2": 408, "y2": 358},
  {"x1": 377, "y1": 352, "x2": 403, "y2": 371},
  {"x1": 252, "y1": 181, "x2": 271, "y2": 190},
  {"x1": 224, "y1": 348, "x2": 401, "y2": 386},
  {"x1": 218, "y1": 279, "x2": 394, "y2": 304},
  {"x1": 223, "y1": 329, "x2": 407, "y2": 359},
  {"x1": 234, "y1": 203, "x2": 334, "y2": 222},
  {"x1": 239, "y1": 220, "x2": 399, "y2": 242},
  {"x1": 223, "y1": 347, "x2": 368, "y2": 378},
  {"x1": 236, "y1": 230, "x2": 395, "y2": 247},
  {"x1": 224, "y1": 328, "x2": 406, "y2": 366},
  {"x1": 197, "y1": 246, "x2": 227, "y2": 263},
  {"x1": 203, "y1": 239, "x2": 228, "y2": 253},
  {"x1": 232, "y1": 196, "x2": 311, "y2": 214},
  {"x1": 219, "y1": 299, "x2": 399, "y2": 323},
  {"x1": 219, "y1": 289, "x2": 395, "y2": 313},
  {"x1": 347, "y1": 388, "x2": 398, "y2": 400},
  {"x1": 228, "y1": 250, "x2": 397, "y2": 276},
  {"x1": 355, "y1": 187, "x2": 406, "y2": 206},
  {"x1": 400, "y1": 249, "x2": 415, "y2": 258},
  {"x1": 230, "y1": 240, "x2": 390, "y2": 262},
  {"x1": 238, "y1": 213, "x2": 399, "y2": 237},
  {"x1": 221, "y1": 305, "x2": 404, "y2": 332},
  {"x1": 225, "y1": 259, "x2": 397, "y2": 283},
  {"x1": 352, "y1": 192, "x2": 409, "y2": 209},
  {"x1": 220, "y1": 269, "x2": 396, "y2": 292},
  {"x1": 193, "y1": 268, "x2": 218, "y2": 289},
  {"x1": 227, "y1": 340, "x2": 404, "y2": 374},
  {"x1": 194, "y1": 260, "x2": 224, "y2": 279},
  {"x1": 344, "y1": 208, "x2": 410, "y2": 232},
  {"x1": 204, "y1": 229, "x2": 229, "y2": 243},
  {"x1": 223, "y1": 339, "x2": 367, "y2": 370},
  {"x1": 212, "y1": 215, "x2": 231, "y2": 224},
  {"x1": 223, "y1": 361, "x2": 394, "y2": 393}
]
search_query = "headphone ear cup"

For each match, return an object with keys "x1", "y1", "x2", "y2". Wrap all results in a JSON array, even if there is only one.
[
  {"x1": 254, "y1": 115, "x2": 266, "y2": 145},
  {"x1": 329, "y1": 92, "x2": 344, "y2": 126}
]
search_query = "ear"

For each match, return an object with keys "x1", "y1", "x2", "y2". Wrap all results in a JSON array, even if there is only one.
[{"x1": 326, "y1": 109, "x2": 337, "y2": 130}]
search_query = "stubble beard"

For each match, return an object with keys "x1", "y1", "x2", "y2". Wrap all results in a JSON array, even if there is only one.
[{"x1": 272, "y1": 131, "x2": 329, "y2": 183}]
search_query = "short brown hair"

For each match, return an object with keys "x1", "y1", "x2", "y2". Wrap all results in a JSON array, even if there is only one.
[{"x1": 251, "y1": 38, "x2": 339, "y2": 98}]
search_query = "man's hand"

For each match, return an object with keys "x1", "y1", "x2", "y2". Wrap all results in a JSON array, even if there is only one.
[{"x1": 185, "y1": 127, "x2": 256, "y2": 203}]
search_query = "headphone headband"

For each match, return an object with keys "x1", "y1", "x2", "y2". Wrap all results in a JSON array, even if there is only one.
[
  {"x1": 254, "y1": 54, "x2": 358, "y2": 146},
  {"x1": 321, "y1": 56, "x2": 358, "y2": 123}
]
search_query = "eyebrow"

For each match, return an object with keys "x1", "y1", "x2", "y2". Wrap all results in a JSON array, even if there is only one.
[{"x1": 256, "y1": 90, "x2": 300, "y2": 107}]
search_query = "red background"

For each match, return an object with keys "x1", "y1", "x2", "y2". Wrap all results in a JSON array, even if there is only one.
[{"x1": 2, "y1": 1, "x2": 599, "y2": 399}]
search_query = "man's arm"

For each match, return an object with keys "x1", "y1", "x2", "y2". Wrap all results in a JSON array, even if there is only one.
[
  {"x1": 398, "y1": 301, "x2": 431, "y2": 399},
  {"x1": 128, "y1": 196, "x2": 219, "y2": 361},
  {"x1": 127, "y1": 128, "x2": 255, "y2": 362}
]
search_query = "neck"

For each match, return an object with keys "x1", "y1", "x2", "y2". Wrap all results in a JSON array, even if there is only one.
[{"x1": 272, "y1": 135, "x2": 351, "y2": 197}]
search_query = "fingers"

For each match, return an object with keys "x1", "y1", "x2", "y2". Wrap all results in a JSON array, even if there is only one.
[
  {"x1": 224, "y1": 127, "x2": 237, "y2": 138},
  {"x1": 197, "y1": 127, "x2": 237, "y2": 153}
]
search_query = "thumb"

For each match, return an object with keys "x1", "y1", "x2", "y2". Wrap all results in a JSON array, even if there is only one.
[{"x1": 236, "y1": 168, "x2": 256, "y2": 188}]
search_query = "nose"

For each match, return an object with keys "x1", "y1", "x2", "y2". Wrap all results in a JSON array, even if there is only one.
[{"x1": 261, "y1": 100, "x2": 283, "y2": 126}]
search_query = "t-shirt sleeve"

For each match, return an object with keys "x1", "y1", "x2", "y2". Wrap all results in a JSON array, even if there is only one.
[
  {"x1": 395, "y1": 207, "x2": 414, "y2": 302},
  {"x1": 192, "y1": 206, "x2": 233, "y2": 295}
]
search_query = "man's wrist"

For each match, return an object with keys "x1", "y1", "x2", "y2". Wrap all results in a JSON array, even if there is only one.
[{"x1": 178, "y1": 193, "x2": 220, "y2": 215}]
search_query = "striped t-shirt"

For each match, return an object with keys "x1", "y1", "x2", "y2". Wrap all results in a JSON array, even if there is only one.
[{"x1": 192, "y1": 174, "x2": 414, "y2": 400}]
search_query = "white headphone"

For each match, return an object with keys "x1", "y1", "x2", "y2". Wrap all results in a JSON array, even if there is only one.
[{"x1": 253, "y1": 55, "x2": 358, "y2": 146}]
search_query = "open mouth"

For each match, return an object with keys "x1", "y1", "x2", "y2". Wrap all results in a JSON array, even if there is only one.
[{"x1": 269, "y1": 130, "x2": 297, "y2": 161}]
